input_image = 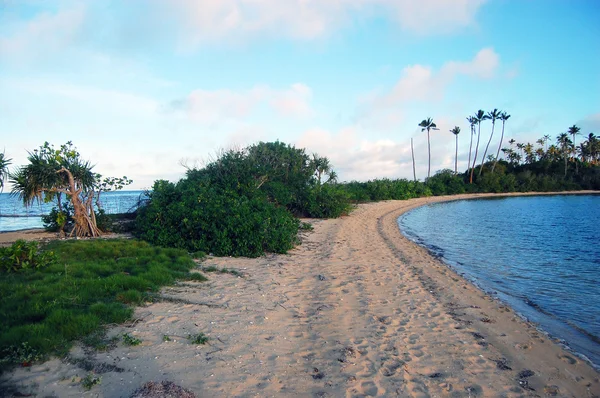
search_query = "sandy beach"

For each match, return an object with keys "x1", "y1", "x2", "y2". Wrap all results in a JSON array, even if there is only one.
[{"x1": 1, "y1": 193, "x2": 599, "y2": 397}]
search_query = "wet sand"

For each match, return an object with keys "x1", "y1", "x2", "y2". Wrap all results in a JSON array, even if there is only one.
[{"x1": 1, "y1": 193, "x2": 599, "y2": 397}]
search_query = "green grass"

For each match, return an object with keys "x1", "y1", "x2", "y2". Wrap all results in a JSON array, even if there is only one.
[
  {"x1": 201, "y1": 265, "x2": 242, "y2": 277},
  {"x1": 0, "y1": 239, "x2": 205, "y2": 370}
]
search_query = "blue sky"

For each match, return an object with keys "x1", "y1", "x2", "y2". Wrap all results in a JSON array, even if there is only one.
[{"x1": 1, "y1": 0, "x2": 599, "y2": 189}]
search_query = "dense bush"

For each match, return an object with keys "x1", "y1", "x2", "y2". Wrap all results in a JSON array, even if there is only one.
[
  {"x1": 135, "y1": 141, "x2": 346, "y2": 257},
  {"x1": 0, "y1": 240, "x2": 57, "y2": 272}
]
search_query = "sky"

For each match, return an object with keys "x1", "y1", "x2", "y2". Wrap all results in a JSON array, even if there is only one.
[{"x1": 1, "y1": 0, "x2": 599, "y2": 190}]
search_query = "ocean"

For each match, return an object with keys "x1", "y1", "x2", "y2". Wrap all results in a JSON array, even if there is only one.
[
  {"x1": 0, "y1": 190, "x2": 146, "y2": 232},
  {"x1": 398, "y1": 194, "x2": 600, "y2": 369}
]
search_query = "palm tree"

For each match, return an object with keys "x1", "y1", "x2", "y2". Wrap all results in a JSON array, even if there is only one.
[
  {"x1": 0, "y1": 151, "x2": 11, "y2": 191},
  {"x1": 479, "y1": 108, "x2": 501, "y2": 176},
  {"x1": 491, "y1": 111, "x2": 510, "y2": 173},
  {"x1": 568, "y1": 125, "x2": 581, "y2": 173},
  {"x1": 557, "y1": 133, "x2": 573, "y2": 178},
  {"x1": 418, "y1": 118, "x2": 438, "y2": 179},
  {"x1": 470, "y1": 110, "x2": 489, "y2": 183},
  {"x1": 450, "y1": 126, "x2": 461, "y2": 174},
  {"x1": 466, "y1": 116, "x2": 476, "y2": 177}
]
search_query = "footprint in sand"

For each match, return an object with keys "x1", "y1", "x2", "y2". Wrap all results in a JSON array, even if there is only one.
[
  {"x1": 357, "y1": 380, "x2": 380, "y2": 396},
  {"x1": 380, "y1": 358, "x2": 404, "y2": 377}
]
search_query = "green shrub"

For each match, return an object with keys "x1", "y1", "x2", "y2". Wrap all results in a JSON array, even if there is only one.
[{"x1": 0, "y1": 240, "x2": 57, "y2": 272}]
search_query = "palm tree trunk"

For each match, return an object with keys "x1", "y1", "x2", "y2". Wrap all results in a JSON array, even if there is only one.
[
  {"x1": 454, "y1": 135, "x2": 458, "y2": 174},
  {"x1": 467, "y1": 126, "x2": 473, "y2": 181},
  {"x1": 491, "y1": 122, "x2": 505, "y2": 173},
  {"x1": 470, "y1": 124, "x2": 481, "y2": 183},
  {"x1": 411, "y1": 138, "x2": 416, "y2": 182},
  {"x1": 427, "y1": 129, "x2": 431, "y2": 179},
  {"x1": 479, "y1": 122, "x2": 495, "y2": 176}
]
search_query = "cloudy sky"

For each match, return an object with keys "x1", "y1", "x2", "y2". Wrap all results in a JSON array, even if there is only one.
[{"x1": 1, "y1": 0, "x2": 599, "y2": 189}]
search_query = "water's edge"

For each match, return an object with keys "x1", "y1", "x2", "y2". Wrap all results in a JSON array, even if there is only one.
[{"x1": 397, "y1": 194, "x2": 600, "y2": 371}]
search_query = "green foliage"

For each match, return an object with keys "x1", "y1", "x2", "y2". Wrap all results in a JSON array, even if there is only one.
[
  {"x1": 338, "y1": 179, "x2": 431, "y2": 202},
  {"x1": 0, "y1": 240, "x2": 57, "y2": 273},
  {"x1": 301, "y1": 184, "x2": 352, "y2": 218},
  {"x1": 0, "y1": 239, "x2": 202, "y2": 369},
  {"x1": 188, "y1": 332, "x2": 209, "y2": 345},
  {"x1": 122, "y1": 333, "x2": 141, "y2": 346},
  {"x1": 426, "y1": 170, "x2": 466, "y2": 196},
  {"x1": 0, "y1": 151, "x2": 11, "y2": 190},
  {"x1": 136, "y1": 141, "x2": 346, "y2": 257},
  {"x1": 81, "y1": 373, "x2": 102, "y2": 390},
  {"x1": 0, "y1": 342, "x2": 41, "y2": 367}
]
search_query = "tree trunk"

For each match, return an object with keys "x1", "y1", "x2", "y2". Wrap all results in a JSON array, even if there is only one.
[
  {"x1": 411, "y1": 138, "x2": 416, "y2": 182},
  {"x1": 491, "y1": 122, "x2": 505, "y2": 173},
  {"x1": 454, "y1": 135, "x2": 458, "y2": 174},
  {"x1": 57, "y1": 167, "x2": 101, "y2": 238},
  {"x1": 427, "y1": 129, "x2": 431, "y2": 179},
  {"x1": 470, "y1": 124, "x2": 482, "y2": 183},
  {"x1": 467, "y1": 126, "x2": 473, "y2": 182},
  {"x1": 479, "y1": 121, "x2": 495, "y2": 176}
]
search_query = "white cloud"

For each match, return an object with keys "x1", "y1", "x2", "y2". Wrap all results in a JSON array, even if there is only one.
[
  {"x1": 168, "y1": 83, "x2": 314, "y2": 123},
  {"x1": 0, "y1": 6, "x2": 85, "y2": 61},
  {"x1": 379, "y1": 48, "x2": 499, "y2": 107},
  {"x1": 156, "y1": 0, "x2": 487, "y2": 47}
]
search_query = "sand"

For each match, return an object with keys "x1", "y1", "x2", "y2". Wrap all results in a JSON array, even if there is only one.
[{"x1": 1, "y1": 193, "x2": 599, "y2": 397}]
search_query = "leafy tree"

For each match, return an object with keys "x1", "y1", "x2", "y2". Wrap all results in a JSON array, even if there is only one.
[
  {"x1": 9, "y1": 142, "x2": 131, "y2": 237},
  {"x1": 470, "y1": 110, "x2": 489, "y2": 183},
  {"x1": 0, "y1": 152, "x2": 11, "y2": 191},
  {"x1": 418, "y1": 118, "x2": 438, "y2": 179},
  {"x1": 450, "y1": 126, "x2": 460, "y2": 174},
  {"x1": 480, "y1": 108, "x2": 501, "y2": 176}
]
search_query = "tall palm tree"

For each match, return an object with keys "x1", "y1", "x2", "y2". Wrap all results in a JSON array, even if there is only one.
[
  {"x1": 418, "y1": 118, "x2": 438, "y2": 179},
  {"x1": 0, "y1": 151, "x2": 11, "y2": 191},
  {"x1": 557, "y1": 133, "x2": 573, "y2": 178},
  {"x1": 450, "y1": 126, "x2": 460, "y2": 174},
  {"x1": 491, "y1": 111, "x2": 510, "y2": 173},
  {"x1": 567, "y1": 124, "x2": 581, "y2": 173},
  {"x1": 492, "y1": 112, "x2": 510, "y2": 173},
  {"x1": 470, "y1": 110, "x2": 489, "y2": 183},
  {"x1": 466, "y1": 116, "x2": 476, "y2": 177},
  {"x1": 479, "y1": 108, "x2": 501, "y2": 176}
]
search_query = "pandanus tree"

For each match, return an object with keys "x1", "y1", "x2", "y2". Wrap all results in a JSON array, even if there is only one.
[
  {"x1": 418, "y1": 117, "x2": 438, "y2": 179},
  {"x1": 450, "y1": 126, "x2": 460, "y2": 174},
  {"x1": 10, "y1": 142, "x2": 131, "y2": 237},
  {"x1": 466, "y1": 116, "x2": 476, "y2": 177},
  {"x1": 469, "y1": 110, "x2": 489, "y2": 183},
  {"x1": 0, "y1": 151, "x2": 11, "y2": 190},
  {"x1": 480, "y1": 108, "x2": 501, "y2": 176}
]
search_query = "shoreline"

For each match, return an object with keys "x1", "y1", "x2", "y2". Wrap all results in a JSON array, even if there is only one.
[
  {"x1": 396, "y1": 193, "x2": 600, "y2": 371},
  {"x1": 1, "y1": 192, "x2": 599, "y2": 397}
]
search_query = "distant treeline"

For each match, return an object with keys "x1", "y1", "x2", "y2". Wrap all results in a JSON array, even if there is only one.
[{"x1": 134, "y1": 141, "x2": 599, "y2": 258}]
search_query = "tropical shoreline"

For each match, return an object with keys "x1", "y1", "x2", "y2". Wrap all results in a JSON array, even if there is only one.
[{"x1": 1, "y1": 192, "x2": 599, "y2": 397}]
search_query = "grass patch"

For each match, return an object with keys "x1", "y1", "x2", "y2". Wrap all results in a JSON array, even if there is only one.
[
  {"x1": 201, "y1": 265, "x2": 242, "y2": 277},
  {"x1": 0, "y1": 239, "x2": 204, "y2": 370}
]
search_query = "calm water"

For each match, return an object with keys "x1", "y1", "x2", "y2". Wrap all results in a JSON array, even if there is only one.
[
  {"x1": 0, "y1": 191, "x2": 146, "y2": 232},
  {"x1": 398, "y1": 195, "x2": 600, "y2": 368}
]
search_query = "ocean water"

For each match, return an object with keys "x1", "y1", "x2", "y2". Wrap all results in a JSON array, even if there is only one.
[
  {"x1": 398, "y1": 194, "x2": 600, "y2": 368},
  {"x1": 0, "y1": 190, "x2": 147, "y2": 232}
]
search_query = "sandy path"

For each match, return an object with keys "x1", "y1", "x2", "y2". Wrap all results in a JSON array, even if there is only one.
[{"x1": 1, "y1": 194, "x2": 599, "y2": 397}]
